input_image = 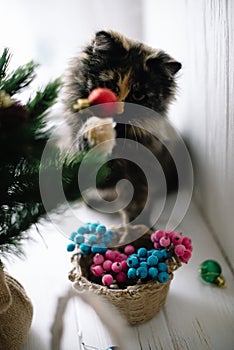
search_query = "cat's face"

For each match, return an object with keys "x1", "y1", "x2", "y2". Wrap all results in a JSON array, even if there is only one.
[{"x1": 63, "y1": 30, "x2": 181, "y2": 117}]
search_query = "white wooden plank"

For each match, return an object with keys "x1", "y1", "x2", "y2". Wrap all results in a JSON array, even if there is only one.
[{"x1": 163, "y1": 202, "x2": 234, "y2": 350}]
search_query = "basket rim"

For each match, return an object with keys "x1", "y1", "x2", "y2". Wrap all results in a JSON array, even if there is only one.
[{"x1": 73, "y1": 270, "x2": 174, "y2": 293}]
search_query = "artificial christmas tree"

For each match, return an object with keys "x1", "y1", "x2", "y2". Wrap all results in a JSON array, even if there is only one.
[
  {"x1": 0, "y1": 48, "x2": 94, "y2": 260},
  {"x1": 0, "y1": 48, "x2": 94, "y2": 349}
]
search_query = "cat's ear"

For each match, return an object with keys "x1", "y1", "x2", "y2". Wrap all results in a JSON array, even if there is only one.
[
  {"x1": 146, "y1": 53, "x2": 182, "y2": 76},
  {"x1": 92, "y1": 31, "x2": 128, "y2": 58},
  {"x1": 93, "y1": 31, "x2": 116, "y2": 52},
  {"x1": 164, "y1": 61, "x2": 182, "y2": 75}
]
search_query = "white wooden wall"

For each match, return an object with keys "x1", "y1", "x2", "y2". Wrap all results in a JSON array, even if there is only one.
[
  {"x1": 0, "y1": 0, "x2": 143, "y2": 85},
  {"x1": 143, "y1": 0, "x2": 234, "y2": 269}
]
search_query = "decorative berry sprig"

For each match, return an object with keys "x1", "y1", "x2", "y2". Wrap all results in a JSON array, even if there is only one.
[
  {"x1": 150, "y1": 230, "x2": 193, "y2": 263},
  {"x1": 90, "y1": 247, "x2": 133, "y2": 287},
  {"x1": 73, "y1": 87, "x2": 119, "y2": 117},
  {"x1": 67, "y1": 222, "x2": 116, "y2": 255},
  {"x1": 127, "y1": 248, "x2": 170, "y2": 284}
]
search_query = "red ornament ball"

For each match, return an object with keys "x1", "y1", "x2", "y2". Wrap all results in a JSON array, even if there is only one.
[{"x1": 88, "y1": 88, "x2": 118, "y2": 118}]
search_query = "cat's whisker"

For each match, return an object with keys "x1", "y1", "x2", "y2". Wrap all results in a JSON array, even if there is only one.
[
  {"x1": 129, "y1": 120, "x2": 139, "y2": 147},
  {"x1": 121, "y1": 124, "x2": 127, "y2": 151}
]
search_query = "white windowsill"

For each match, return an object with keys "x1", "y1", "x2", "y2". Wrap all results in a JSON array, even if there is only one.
[{"x1": 5, "y1": 199, "x2": 234, "y2": 350}]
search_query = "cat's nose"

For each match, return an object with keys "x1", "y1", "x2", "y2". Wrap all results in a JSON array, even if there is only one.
[{"x1": 117, "y1": 70, "x2": 131, "y2": 114}]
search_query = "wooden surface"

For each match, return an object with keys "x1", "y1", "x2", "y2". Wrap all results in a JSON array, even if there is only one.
[{"x1": 4, "y1": 199, "x2": 234, "y2": 350}]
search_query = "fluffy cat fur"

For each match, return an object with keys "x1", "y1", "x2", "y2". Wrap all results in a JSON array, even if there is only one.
[{"x1": 60, "y1": 30, "x2": 182, "y2": 229}]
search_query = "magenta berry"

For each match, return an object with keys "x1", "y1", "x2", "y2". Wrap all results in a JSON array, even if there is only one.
[
  {"x1": 171, "y1": 232, "x2": 183, "y2": 245},
  {"x1": 103, "y1": 260, "x2": 113, "y2": 271},
  {"x1": 119, "y1": 253, "x2": 128, "y2": 261},
  {"x1": 90, "y1": 264, "x2": 96, "y2": 273},
  {"x1": 164, "y1": 230, "x2": 174, "y2": 238},
  {"x1": 124, "y1": 245, "x2": 135, "y2": 255},
  {"x1": 111, "y1": 262, "x2": 122, "y2": 273},
  {"x1": 154, "y1": 230, "x2": 164, "y2": 241},
  {"x1": 150, "y1": 232, "x2": 158, "y2": 243},
  {"x1": 183, "y1": 250, "x2": 192, "y2": 260},
  {"x1": 186, "y1": 244, "x2": 193, "y2": 252},
  {"x1": 182, "y1": 237, "x2": 191, "y2": 248},
  {"x1": 102, "y1": 274, "x2": 114, "y2": 286},
  {"x1": 93, "y1": 253, "x2": 104, "y2": 265},
  {"x1": 105, "y1": 249, "x2": 117, "y2": 261},
  {"x1": 180, "y1": 250, "x2": 192, "y2": 263},
  {"x1": 91, "y1": 265, "x2": 104, "y2": 276},
  {"x1": 121, "y1": 260, "x2": 128, "y2": 272},
  {"x1": 180, "y1": 255, "x2": 190, "y2": 263},
  {"x1": 174, "y1": 244, "x2": 186, "y2": 256},
  {"x1": 114, "y1": 255, "x2": 122, "y2": 263},
  {"x1": 153, "y1": 242, "x2": 161, "y2": 249},
  {"x1": 116, "y1": 272, "x2": 127, "y2": 283},
  {"x1": 159, "y1": 236, "x2": 171, "y2": 247}
]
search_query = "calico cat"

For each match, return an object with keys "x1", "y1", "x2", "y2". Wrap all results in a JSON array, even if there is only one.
[{"x1": 61, "y1": 30, "x2": 182, "y2": 230}]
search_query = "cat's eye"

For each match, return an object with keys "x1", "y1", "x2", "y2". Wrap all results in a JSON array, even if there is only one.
[
  {"x1": 113, "y1": 86, "x2": 120, "y2": 95},
  {"x1": 132, "y1": 91, "x2": 145, "y2": 101},
  {"x1": 132, "y1": 83, "x2": 145, "y2": 101}
]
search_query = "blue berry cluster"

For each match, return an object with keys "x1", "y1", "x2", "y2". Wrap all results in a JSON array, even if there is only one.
[
  {"x1": 67, "y1": 223, "x2": 116, "y2": 255},
  {"x1": 127, "y1": 247, "x2": 170, "y2": 283}
]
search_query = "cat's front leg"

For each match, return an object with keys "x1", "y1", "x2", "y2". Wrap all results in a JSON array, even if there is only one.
[{"x1": 79, "y1": 116, "x2": 116, "y2": 155}]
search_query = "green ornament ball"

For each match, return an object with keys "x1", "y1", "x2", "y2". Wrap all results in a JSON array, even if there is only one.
[{"x1": 199, "y1": 259, "x2": 226, "y2": 287}]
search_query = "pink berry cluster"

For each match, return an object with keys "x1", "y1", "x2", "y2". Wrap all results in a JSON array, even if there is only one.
[
  {"x1": 90, "y1": 245, "x2": 135, "y2": 287},
  {"x1": 150, "y1": 230, "x2": 193, "y2": 263}
]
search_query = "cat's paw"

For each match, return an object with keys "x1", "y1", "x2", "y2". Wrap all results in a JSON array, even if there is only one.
[{"x1": 82, "y1": 116, "x2": 116, "y2": 154}]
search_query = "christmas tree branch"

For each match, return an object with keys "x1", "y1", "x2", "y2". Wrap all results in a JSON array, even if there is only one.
[
  {"x1": 27, "y1": 78, "x2": 61, "y2": 119},
  {"x1": 1, "y1": 61, "x2": 39, "y2": 96}
]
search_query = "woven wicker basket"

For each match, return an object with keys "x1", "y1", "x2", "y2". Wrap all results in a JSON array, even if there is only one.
[
  {"x1": 69, "y1": 230, "x2": 181, "y2": 325},
  {"x1": 0, "y1": 267, "x2": 33, "y2": 349}
]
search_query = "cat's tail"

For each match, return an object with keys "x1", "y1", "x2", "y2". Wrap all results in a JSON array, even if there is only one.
[{"x1": 50, "y1": 285, "x2": 131, "y2": 350}]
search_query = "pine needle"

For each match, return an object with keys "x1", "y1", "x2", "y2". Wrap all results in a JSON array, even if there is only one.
[{"x1": 0, "y1": 48, "x2": 11, "y2": 80}]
